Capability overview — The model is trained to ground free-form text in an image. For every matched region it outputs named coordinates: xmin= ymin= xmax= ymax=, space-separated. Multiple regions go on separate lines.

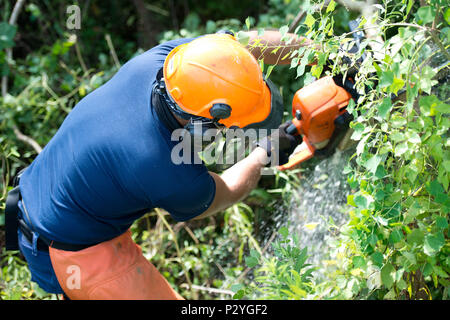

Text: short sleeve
xmin=156 ymin=170 xmax=216 ymax=221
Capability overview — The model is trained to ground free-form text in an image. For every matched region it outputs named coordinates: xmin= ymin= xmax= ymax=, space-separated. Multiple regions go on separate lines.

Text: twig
xmin=12 ymin=125 xmax=43 ymax=154
xmin=236 ymin=230 xmax=277 ymax=282
xmin=74 ymin=40 xmax=88 ymax=74
xmin=288 ymin=9 xmax=306 ymax=33
xmin=184 ymin=224 xmax=199 ymax=244
xmin=155 ymin=208 xmax=198 ymax=299
xmin=105 ymin=34 xmax=121 ymax=69
xmin=191 ymin=285 xmax=234 ymax=296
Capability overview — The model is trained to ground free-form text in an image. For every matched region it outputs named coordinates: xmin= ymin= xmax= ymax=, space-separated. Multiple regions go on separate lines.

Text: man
xmin=8 ymin=30 xmax=307 ymax=299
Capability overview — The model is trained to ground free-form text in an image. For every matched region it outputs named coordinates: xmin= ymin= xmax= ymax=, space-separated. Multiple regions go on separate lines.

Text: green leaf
xmin=265 ymin=65 xmax=275 ymax=79
xmin=390 ymin=78 xmax=405 ymax=95
xmin=389 ymin=228 xmax=403 ymax=244
xmin=419 ymin=66 xmax=438 ymax=94
xmin=326 ymin=0 xmax=336 ymax=13
xmin=423 ymin=232 xmax=445 ymax=256
xmin=364 ymin=154 xmax=382 ymax=174
xmin=416 ymin=6 xmax=436 ymax=25
xmin=304 ymin=14 xmax=315 ymax=29
xmin=233 ymin=290 xmax=245 ymax=300
xmin=279 ymin=25 xmax=289 ymax=37
xmin=245 ymin=17 xmax=251 ymax=30
xmin=350 ymin=122 xmax=365 ymax=140
xmin=236 ymin=31 xmax=250 ymax=46
xmin=354 ymin=194 xmax=368 ymax=208
xmin=379 ymin=70 xmax=394 ymax=88
xmin=378 ymin=98 xmax=392 ymax=119
xmin=0 ymin=22 xmax=17 ymax=51
xmin=435 ymin=216 xmax=448 ymax=229
xmin=231 ymin=284 xmax=244 ymax=293
xmin=435 ymin=102 xmax=450 ymax=114
xmin=279 ymin=226 xmax=289 ymax=238
xmin=427 ymin=180 xmax=447 ymax=203
xmin=245 ymin=256 xmax=258 ymax=268
xmin=352 ymin=256 xmax=365 ymax=268
xmin=444 ymin=7 xmax=450 ymax=25
xmin=381 ymin=263 xmax=395 ymax=289
xmin=394 ymin=142 xmax=408 ymax=157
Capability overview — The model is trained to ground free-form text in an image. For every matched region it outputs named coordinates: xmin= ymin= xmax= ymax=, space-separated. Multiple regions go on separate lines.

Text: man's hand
xmin=242 ymin=30 xmax=314 ymax=65
xmin=257 ymin=120 xmax=302 ymax=166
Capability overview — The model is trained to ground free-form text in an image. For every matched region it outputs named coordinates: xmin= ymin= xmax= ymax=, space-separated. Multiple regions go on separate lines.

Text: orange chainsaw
xmin=277 ymin=76 xmax=355 ymax=170
xmin=277 ymin=20 xmax=365 ymax=171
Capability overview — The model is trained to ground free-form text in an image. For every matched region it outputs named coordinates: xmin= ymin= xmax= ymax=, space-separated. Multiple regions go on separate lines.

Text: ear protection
xmin=153 ymin=72 xmax=227 ymax=151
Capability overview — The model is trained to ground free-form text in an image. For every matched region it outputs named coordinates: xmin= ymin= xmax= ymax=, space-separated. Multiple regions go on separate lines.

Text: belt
xmin=5 ymin=168 xmax=97 ymax=252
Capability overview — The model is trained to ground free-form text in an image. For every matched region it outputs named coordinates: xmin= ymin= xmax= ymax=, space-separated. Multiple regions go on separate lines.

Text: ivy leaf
xmin=419 ymin=66 xmax=437 ymax=94
xmin=350 ymin=122 xmax=365 ymax=140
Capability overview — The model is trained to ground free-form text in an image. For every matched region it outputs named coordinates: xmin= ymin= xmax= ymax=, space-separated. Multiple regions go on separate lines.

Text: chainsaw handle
xmin=277 ymin=137 xmax=315 ymax=171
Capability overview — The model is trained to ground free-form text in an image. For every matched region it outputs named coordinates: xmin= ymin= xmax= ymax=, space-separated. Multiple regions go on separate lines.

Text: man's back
xmin=19 ymin=38 xmax=215 ymax=245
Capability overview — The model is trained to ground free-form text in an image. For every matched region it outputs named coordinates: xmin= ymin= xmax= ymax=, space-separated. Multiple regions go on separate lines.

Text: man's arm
xmin=243 ymin=30 xmax=314 ymax=65
xmin=192 ymin=147 xmax=268 ymax=220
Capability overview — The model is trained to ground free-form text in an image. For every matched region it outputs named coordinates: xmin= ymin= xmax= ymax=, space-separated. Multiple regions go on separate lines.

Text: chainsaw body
xmin=277 ymin=76 xmax=353 ymax=170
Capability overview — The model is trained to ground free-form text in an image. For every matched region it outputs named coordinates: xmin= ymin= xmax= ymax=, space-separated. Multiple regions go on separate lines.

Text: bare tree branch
xmin=13 ymin=125 xmax=43 ymax=154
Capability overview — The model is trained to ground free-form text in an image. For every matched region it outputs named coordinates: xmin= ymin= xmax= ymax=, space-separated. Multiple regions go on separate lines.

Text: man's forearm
xmin=244 ymin=30 xmax=313 ymax=65
xmin=193 ymin=147 xmax=268 ymax=220
xmin=220 ymin=146 xmax=268 ymax=203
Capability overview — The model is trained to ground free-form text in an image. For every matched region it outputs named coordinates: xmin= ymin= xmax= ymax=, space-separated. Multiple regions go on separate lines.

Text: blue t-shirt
xmin=19 ymin=37 xmax=216 ymax=246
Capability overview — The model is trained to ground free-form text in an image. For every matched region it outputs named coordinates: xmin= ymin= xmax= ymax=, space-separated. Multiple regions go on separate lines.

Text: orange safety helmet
xmin=162 ymin=33 xmax=283 ymax=130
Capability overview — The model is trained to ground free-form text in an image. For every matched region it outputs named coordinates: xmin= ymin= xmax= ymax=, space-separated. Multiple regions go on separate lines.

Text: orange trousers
xmin=49 ymin=230 xmax=184 ymax=300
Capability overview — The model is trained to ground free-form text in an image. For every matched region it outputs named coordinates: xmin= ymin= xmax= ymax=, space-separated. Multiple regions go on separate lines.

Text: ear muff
xmin=210 ymin=103 xmax=232 ymax=120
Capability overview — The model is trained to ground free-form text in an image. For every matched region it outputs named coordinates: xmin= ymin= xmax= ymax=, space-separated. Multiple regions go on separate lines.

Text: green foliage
xmin=232 ymin=228 xmax=316 ymax=300
xmin=1 ymin=0 xmax=448 ymax=301
xmin=236 ymin=0 xmax=449 ymax=300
